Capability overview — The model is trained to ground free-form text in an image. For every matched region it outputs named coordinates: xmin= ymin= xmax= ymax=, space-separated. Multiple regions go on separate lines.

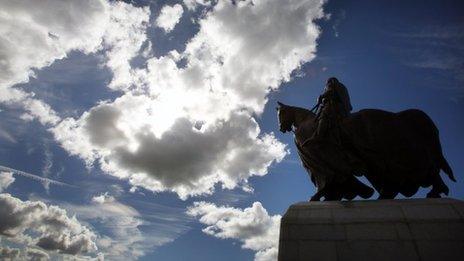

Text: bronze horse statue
xmin=277 ymin=101 xmax=455 ymax=201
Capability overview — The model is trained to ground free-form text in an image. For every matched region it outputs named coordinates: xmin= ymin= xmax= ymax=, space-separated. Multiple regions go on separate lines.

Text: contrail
xmin=0 ymin=165 xmax=77 ymax=188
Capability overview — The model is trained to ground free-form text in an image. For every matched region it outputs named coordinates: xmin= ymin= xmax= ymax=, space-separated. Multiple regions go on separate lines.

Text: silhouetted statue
xmin=277 ymin=78 xmax=455 ymax=201
xmin=308 ymin=77 xmax=352 ymax=144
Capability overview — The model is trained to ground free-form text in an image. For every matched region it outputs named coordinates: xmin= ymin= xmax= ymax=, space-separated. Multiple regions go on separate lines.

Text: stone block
xmin=395 ymin=223 xmax=413 ymax=240
xmin=345 ymin=223 xmax=399 ymax=240
xmin=288 ymin=224 xmax=345 ymax=240
xmin=409 ymin=222 xmax=464 ymax=240
xmin=336 ymin=240 xmax=419 ymax=261
xmin=299 ymin=241 xmax=337 ymax=261
xmin=297 ymin=208 xmax=332 ymax=224
xmin=278 ymin=240 xmax=299 ymax=261
xmin=401 ymin=204 xmax=460 ymax=220
xmin=331 ymin=205 xmax=404 ymax=223
xmin=416 ymin=240 xmax=464 ymax=261
xmin=451 ymin=201 xmax=464 ymax=219
xmin=278 ymin=198 xmax=464 ymax=261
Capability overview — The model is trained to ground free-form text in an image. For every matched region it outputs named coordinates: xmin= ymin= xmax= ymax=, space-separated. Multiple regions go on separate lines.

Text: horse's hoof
xmin=377 ymin=189 xmax=397 ymax=200
xmin=360 ymin=187 xmax=374 ymax=199
xmin=377 ymin=194 xmax=394 ymax=200
xmin=344 ymin=193 xmax=356 ymax=201
xmin=343 ymin=190 xmax=357 ymax=200
xmin=443 ymin=186 xmax=449 ymax=196
xmin=426 ymin=191 xmax=441 ymax=198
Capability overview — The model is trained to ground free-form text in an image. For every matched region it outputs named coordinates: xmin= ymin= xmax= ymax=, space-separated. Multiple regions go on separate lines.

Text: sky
xmin=0 ymin=0 xmax=463 ymax=260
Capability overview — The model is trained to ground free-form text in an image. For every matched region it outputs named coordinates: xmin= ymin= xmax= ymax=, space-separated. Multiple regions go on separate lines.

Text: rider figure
xmin=308 ymin=77 xmax=352 ymax=144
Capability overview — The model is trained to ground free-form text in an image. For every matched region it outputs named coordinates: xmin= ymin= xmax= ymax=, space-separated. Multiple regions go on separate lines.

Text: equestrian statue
xmin=277 ymin=77 xmax=455 ymax=201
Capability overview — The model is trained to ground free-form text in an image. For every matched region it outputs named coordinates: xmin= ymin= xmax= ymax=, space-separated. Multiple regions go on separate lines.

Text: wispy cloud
xmin=0 ymin=165 xmax=76 ymax=189
xmin=55 ymin=194 xmax=192 ymax=260
xmin=0 ymin=126 xmax=16 ymax=143
xmin=42 ymin=146 xmax=52 ymax=173
xmin=390 ymin=25 xmax=464 ymax=40
xmin=332 ymin=9 xmax=346 ymax=38
xmin=389 ymin=25 xmax=464 ymax=86
xmin=208 ymin=189 xmax=251 ymax=206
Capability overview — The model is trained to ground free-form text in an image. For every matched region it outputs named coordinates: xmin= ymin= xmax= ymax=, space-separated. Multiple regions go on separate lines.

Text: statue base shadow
xmin=278 ymin=198 xmax=464 ymax=261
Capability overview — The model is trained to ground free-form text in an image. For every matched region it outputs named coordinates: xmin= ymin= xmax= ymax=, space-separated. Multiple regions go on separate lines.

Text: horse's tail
xmin=440 ymin=153 xmax=456 ymax=182
xmin=431 ymin=120 xmax=455 ymax=182
xmin=416 ymin=109 xmax=456 ymax=182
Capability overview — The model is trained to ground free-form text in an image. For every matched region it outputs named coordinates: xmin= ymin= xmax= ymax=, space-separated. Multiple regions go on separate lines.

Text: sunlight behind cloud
xmin=51 ymin=0 xmax=325 ymax=199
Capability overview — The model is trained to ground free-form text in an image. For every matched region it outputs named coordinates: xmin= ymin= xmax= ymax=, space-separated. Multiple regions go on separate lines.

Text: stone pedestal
xmin=278 ymin=198 xmax=464 ymax=261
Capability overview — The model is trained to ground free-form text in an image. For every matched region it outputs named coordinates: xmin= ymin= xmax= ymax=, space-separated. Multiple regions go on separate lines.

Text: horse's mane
xmin=287 ymin=105 xmax=315 ymax=118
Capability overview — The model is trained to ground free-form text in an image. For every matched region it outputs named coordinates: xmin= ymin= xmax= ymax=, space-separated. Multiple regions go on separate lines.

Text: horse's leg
xmin=399 ymin=178 xmax=419 ymax=198
xmin=361 ymin=159 xmax=387 ymax=197
xmin=324 ymin=193 xmax=342 ymax=201
xmin=339 ymin=177 xmax=356 ymax=200
xmin=377 ymin=185 xmax=398 ymax=199
xmin=310 ymin=186 xmax=328 ymax=201
xmin=309 ymin=191 xmax=323 ymax=201
xmin=427 ymin=170 xmax=449 ymax=198
xmin=400 ymin=183 xmax=419 ymax=198
xmin=324 ymin=185 xmax=343 ymax=201
xmin=355 ymin=181 xmax=375 ymax=199
xmin=342 ymin=183 xmax=357 ymax=201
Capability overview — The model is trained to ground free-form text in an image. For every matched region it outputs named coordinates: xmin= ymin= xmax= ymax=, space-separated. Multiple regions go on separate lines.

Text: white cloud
xmin=0 ymin=246 xmax=53 ymax=261
xmin=179 ymin=0 xmax=326 ymax=113
xmin=0 ymin=0 xmax=110 ymax=124
xmin=0 ymin=193 xmax=97 ymax=256
xmin=156 ymin=4 xmax=184 ymax=32
xmin=102 ymin=2 xmax=150 ymax=91
xmin=183 ymin=0 xmax=213 ymax=11
xmin=91 ymin=192 xmax=115 ymax=205
xmin=18 ymin=97 xmax=61 ymax=125
xmin=0 ymin=172 xmax=15 ymax=192
xmin=53 ymin=100 xmax=287 ymax=199
xmin=25 ymin=248 xmax=50 ymax=261
xmin=0 ymin=0 xmax=108 ymax=88
xmin=187 ymin=201 xmax=281 ymax=261
xmin=53 ymin=0 xmax=325 ymax=200
xmin=0 ymin=0 xmax=150 ymax=124
xmin=0 ymin=246 xmax=51 ymax=261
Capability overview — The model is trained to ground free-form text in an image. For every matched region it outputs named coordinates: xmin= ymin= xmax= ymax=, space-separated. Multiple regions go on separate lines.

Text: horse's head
xmin=276 ymin=101 xmax=293 ymax=133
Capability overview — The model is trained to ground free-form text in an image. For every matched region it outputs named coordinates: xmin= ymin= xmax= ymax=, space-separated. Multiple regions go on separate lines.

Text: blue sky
xmin=0 ymin=0 xmax=463 ymax=260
